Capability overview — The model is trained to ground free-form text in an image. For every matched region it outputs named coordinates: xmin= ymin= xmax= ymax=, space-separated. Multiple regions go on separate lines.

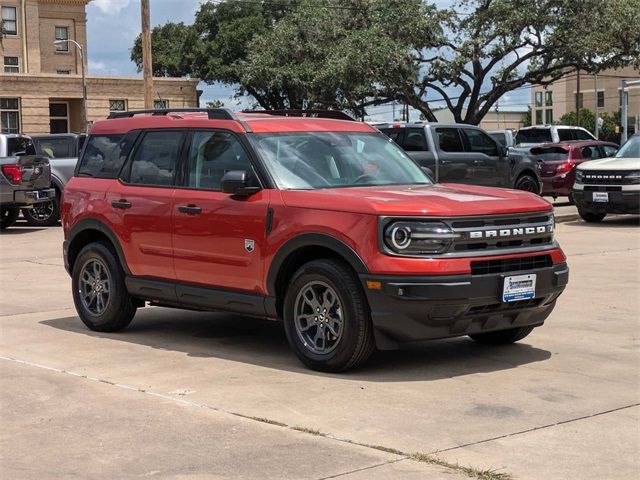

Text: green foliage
xmin=205 ymin=100 xmax=225 ymax=108
xmin=522 ymin=107 xmax=532 ymax=128
xmin=557 ymin=108 xmax=621 ymax=143
xmin=131 ymin=0 xmax=640 ymax=121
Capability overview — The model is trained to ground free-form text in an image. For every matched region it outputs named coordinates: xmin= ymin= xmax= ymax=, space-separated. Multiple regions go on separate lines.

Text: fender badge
xmin=244 ymin=239 xmax=255 ymax=253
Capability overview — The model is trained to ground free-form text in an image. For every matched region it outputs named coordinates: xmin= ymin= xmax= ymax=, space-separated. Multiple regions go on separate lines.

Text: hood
xmin=280 ymin=183 xmax=552 ymax=217
xmin=577 ymin=157 xmax=640 ymax=171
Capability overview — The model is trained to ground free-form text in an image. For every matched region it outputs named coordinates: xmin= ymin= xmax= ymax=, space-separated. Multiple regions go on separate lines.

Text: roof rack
xmin=107 ymin=108 xmax=240 ymax=121
xmin=242 ymin=109 xmax=355 ymax=121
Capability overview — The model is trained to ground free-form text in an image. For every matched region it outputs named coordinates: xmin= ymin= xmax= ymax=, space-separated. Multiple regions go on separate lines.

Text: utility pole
xmin=141 ymin=0 xmax=154 ymax=109
xmin=594 ymin=74 xmax=598 ymax=139
xmin=575 ymin=67 xmax=581 ymax=126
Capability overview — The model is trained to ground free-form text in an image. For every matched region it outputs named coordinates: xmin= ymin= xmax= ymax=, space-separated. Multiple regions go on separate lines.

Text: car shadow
xmin=0 ymin=226 xmax=48 ymax=235
xmin=41 ymin=307 xmax=552 ymax=382
xmin=562 ymin=215 xmax=640 ymax=228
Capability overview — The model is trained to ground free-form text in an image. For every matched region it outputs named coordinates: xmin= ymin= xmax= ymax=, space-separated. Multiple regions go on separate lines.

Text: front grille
xmin=468 ymin=298 xmax=544 ymax=314
xmin=448 ymin=213 xmax=554 ymax=254
xmin=582 ymin=171 xmax=636 ymax=185
xmin=471 ymin=254 xmax=552 ymax=275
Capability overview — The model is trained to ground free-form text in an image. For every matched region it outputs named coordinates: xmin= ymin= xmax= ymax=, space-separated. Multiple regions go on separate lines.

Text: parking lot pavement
xmin=1 ymin=217 xmax=639 ymax=479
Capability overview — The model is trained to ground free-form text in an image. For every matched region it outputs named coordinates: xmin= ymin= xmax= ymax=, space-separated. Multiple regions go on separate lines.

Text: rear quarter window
xmin=77 ymin=135 xmax=125 ymax=178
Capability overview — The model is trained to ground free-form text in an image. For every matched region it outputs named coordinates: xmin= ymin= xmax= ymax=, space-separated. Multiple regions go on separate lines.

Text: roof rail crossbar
xmin=242 ymin=109 xmax=355 ymax=121
xmin=107 ymin=108 xmax=240 ymax=121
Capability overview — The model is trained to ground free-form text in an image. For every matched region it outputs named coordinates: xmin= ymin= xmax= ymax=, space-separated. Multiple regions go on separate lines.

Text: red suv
xmin=62 ymin=109 xmax=569 ymax=372
xmin=532 ymin=141 xmax=619 ymax=202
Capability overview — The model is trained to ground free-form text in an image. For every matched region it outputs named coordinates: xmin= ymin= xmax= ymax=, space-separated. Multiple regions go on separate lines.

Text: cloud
xmin=91 ymin=0 xmax=131 ymax=15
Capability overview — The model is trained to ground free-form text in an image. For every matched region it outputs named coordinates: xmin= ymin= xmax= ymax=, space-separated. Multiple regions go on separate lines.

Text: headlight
xmin=383 ymin=221 xmax=459 ymax=255
xmin=575 ymin=169 xmax=584 ymax=183
xmin=626 ymin=171 xmax=640 ymax=184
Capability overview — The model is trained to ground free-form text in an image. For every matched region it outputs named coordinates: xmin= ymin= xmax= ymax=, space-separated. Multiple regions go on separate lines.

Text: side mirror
xmin=421 ymin=166 xmax=435 ymax=182
xmin=221 ymin=170 xmax=261 ymax=197
xmin=499 ymin=145 xmax=509 ymax=157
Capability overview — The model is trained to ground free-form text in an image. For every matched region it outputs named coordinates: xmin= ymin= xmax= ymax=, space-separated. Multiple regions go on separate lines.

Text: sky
xmin=86 ymin=0 xmax=531 ymax=122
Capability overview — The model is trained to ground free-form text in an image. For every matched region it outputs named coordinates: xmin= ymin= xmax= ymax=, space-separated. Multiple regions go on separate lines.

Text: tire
xmin=22 ymin=189 xmax=60 ymax=227
xmin=578 ymin=208 xmax=606 ymax=223
xmin=469 ymin=326 xmax=535 ymax=345
xmin=72 ymin=242 xmax=137 ymax=332
xmin=514 ymin=174 xmax=540 ymax=194
xmin=567 ymin=192 xmax=575 ymax=205
xmin=0 ymin=207 xmax=19 ymax=230
xmin=283 ymin=259 xmax=375 ymax=372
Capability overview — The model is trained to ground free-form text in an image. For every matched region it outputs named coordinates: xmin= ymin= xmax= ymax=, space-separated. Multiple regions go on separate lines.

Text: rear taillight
xmin=1 ymin=165 xmax=22 ymax=185
xmin=555 ymin=161 xmax=575 ymax=174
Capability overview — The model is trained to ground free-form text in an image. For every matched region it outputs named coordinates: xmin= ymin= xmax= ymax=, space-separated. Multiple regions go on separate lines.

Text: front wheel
xmin=72 ymin=242 xmax=137 ymax=332
xmin=469 ymin=326 xmax=535 ymax=345
xmin=0 ymin=207 xmax=19 ymax=230
xmin=283 ymin=259 xmax=375 ymax=372
xmin=578 ymin=208 xmax=606 ymax=223
xmin=514 ymin=174 xmax=540 ymax=194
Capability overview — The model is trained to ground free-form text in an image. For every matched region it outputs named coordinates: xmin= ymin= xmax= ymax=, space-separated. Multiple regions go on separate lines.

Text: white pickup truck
xmin=0 ymin=134 xmax=54 ymax=230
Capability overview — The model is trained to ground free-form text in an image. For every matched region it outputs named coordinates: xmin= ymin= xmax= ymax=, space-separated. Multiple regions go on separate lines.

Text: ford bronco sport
xmin=62 ymin=109 xmax=569 ymax=372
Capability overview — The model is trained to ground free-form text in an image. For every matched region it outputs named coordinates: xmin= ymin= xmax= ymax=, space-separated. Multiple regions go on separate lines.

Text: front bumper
xmin=360 ymin=262 xmax=568 ymax=349
xmin=13 ymin=188 xmax=55 ymax=207
xmin=573 ymin=189 xmax=640 ymax=214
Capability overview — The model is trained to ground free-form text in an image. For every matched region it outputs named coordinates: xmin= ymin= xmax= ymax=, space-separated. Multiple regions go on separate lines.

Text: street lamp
xmin=54 ymin=39 xmax=88 ymax=133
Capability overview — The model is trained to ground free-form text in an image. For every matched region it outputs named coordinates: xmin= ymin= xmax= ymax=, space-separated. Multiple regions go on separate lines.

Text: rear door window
xmin=435 ymin=128 xmax=464 ymax=152
xmin=557 ymin=129 xmax=575 ymax=141
xmin=401 ymin=128 xmax=428 ymax=151
xmin=128 ymin=130 xmax=184 ymax=186
xmin=35 ymin=137 xmax=73 ymax=158
xmin=579 ymin=145 xmax=602 ymax=160
xmin=515 ymin=128 xmax=553 ymax=145
xmin=575 ymin=129 xmax=594 ymax=141
xmin=77 ymin=135 xmax=124 ymax=178
xmin=462 ymin=128 xmax=499 ymax=156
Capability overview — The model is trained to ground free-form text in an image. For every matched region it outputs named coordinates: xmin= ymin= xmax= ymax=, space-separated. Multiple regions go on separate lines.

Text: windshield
xmin=616 ymin=135 xmax=640 ymax=158
xmin=251 ymin=132 xmax=431 ymax=189
xmin=515 ymin=128 xmax=552 ymax=145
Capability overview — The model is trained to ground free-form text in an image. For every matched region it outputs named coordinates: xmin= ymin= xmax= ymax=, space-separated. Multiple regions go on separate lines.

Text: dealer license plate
xmin=592 ymin=192 xmax=609 ymax=203
xmin=503 ymin=274 xmax=536 ymax=302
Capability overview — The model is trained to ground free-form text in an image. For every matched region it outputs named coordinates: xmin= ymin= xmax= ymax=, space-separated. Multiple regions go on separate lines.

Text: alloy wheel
xmin=78 ymin=258 xmax=111 ymax=315
xmin=294 ymin=281 xmax=344 ymax=355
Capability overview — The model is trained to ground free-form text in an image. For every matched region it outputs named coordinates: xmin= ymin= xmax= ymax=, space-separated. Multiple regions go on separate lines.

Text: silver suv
xmin=515 ymin=125 xmax=596 ymax=148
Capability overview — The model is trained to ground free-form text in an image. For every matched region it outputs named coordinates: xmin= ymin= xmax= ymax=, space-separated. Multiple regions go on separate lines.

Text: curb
xmin=555 ymin=213 xmax=580 ymax=224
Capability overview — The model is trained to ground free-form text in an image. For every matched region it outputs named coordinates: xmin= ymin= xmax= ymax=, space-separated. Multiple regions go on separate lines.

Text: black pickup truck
xmin=0 ymin=134 xmax=54 ymax=230
xmin=377 ymin=122 xmax=542 ymax=193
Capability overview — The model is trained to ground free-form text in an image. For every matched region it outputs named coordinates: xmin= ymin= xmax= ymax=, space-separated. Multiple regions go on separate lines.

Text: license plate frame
xmin=502 ymin=274 xmax=536 ymax=302
xmin=592 ymin=191 xmax=609 ymax=203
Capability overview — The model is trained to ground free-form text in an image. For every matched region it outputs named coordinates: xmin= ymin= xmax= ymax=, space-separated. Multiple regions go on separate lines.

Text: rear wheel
xmin=22 ymin=190 xmax=60 ymax=226
xmin=514 ymin=174 xmax=540 ymax=194
xmin=0 ymin=207 xmax=19 ymax=230
xmin=283 ymin=259 xmax=375 ymax=372
xmin=469 ymin=326 xmax=534 ymax=345
xmin=72 ymin=242 xmax=137 ymax=332
xmin=578 ymin=208 xmax=606 ymax=223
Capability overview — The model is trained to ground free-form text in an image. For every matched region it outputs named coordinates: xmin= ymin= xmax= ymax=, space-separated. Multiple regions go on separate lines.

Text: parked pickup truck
xmin=377 ymin=122 xmax=542 ymax=193
xmin=26 ymin=133 xmax=87 ymax=226
xmin=0 ymin=134 xmax=54 ymax=230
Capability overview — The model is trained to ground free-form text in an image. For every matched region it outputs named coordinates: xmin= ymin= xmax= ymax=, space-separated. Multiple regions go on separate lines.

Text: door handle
xmin=111 ymin=199 xmax=131 ymax=209
xmin=474 ymin=160 xmax=485 ymax=166
xmin=178 ymin=204 xmax=202 ymax=215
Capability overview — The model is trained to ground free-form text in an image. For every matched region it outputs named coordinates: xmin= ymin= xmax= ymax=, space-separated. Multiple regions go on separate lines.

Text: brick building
xmin=530 ymin=66 xmax=640 ymax=135
xmin=1 ymin=0 xmax=199 ymax=135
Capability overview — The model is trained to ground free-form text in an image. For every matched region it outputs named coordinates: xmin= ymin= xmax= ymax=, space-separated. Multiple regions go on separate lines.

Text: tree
xmin=395 ymin=0 xmax=640 ymax=124
xmin=131 ymin=22 xmax=198 ymax=77
xmin=522 ymin=107 xmax=532 ymax=128
xmin=206 ymin=100 xmax=225 ymax=108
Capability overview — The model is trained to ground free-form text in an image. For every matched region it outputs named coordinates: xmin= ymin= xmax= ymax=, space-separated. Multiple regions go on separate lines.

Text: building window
xmin=544 ymin=91 xmax=553 ymax=106
xmin=109 ymin=99 xmax=126 ymax=111
xmin=3 ymin=56 xmax=19 ymax=73
xmin=535 ymin=109 xmax=543 ymax=125
xmin=55 ymin=27 xmax=69 ymax=51
xmin=1 ymin=6 xmax=17 ymax=35
xmin=154 ymin=99 xmax=168 ymax=109
xmin=575 ymin=92 xmax=584 ymax=109
xmin=56 ymin=69 xmax=71 ymax=75
xmin=545 ymin=109 xmax=553 ymax=124
xmin=0 ymin=98 xmax=20 ymax=134
xmin=597 ymin=91 xmax=605 ymax=109
xmin=49 ymin=102 xmax=69 ymax=133
xmin=534 ymin=91 xmax=543 ymax=107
